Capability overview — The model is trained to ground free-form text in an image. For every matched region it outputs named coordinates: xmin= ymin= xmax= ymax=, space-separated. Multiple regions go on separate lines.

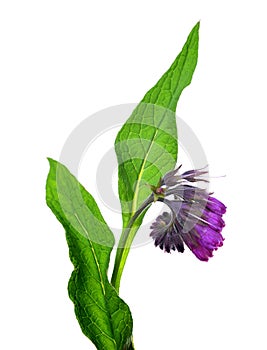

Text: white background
xmin=1 ymin=1 xmax=266 ymax=349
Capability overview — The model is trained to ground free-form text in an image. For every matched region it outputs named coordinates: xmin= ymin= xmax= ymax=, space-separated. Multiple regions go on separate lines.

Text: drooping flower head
xmin=150 ymin=166 xmax=226 ymax=261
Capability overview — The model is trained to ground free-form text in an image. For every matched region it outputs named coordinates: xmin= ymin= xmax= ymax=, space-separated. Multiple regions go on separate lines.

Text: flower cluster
xmin=150 ymin=166 xmax=226 ymax=261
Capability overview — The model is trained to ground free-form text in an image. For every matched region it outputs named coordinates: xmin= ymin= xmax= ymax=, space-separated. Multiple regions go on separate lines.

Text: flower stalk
xmin=111 ymin=194 xmax=154 ymax=292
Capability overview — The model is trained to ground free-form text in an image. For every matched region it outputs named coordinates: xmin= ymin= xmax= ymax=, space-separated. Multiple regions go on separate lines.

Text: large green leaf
xmin=46 ymin=158 xmax=133 ymax=350
xmin=115 ymin=22 xmax=199 ymax=228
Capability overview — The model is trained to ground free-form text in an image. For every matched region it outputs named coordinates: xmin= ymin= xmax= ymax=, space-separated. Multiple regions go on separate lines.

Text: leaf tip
xmin=46 ymin=158 xmax=59 ymax=176
xmin=47 ymin=157 xmax=56 ymax=166
xmin=192 ymin=21 xmax=200 ymax=34
xmin=46 ymin=158 xmax=58 ymax=202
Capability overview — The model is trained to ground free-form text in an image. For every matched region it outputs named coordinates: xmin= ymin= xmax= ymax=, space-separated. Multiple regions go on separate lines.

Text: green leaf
xmin=115 ymin=22 xmax=199 ymax=228
xmin=46 ymin=158 xmax=133 ymax=350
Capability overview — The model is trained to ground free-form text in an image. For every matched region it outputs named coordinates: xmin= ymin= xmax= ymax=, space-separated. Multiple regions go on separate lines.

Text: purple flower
xmin=150 ymin=212 xmax=184 ymax=253
xmin=150 ymin=166 xmax=226 ymax=261
xmin=206 ymin=197 xmax=226 ymax=215
xmin=161 ymin=165 xmax=208 ymax=187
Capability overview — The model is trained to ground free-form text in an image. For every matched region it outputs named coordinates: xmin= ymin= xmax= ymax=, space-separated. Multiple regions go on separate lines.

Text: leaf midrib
xmin=74 ymin=212 xmax=118 ymax=348
xmin=74 ymin=213 xmax=106 ymax=296
xmin=129 ymin=41 xmax=191 ymax=221
xmin=131 ymin=128 xmax=159 ymax=216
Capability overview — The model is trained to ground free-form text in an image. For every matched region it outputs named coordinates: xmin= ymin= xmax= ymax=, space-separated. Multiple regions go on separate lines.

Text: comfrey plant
xmin=46 ymin=22 xmax=226 ymax=350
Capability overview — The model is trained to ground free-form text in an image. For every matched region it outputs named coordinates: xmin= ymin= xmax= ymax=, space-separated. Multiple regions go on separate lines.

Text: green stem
xmin=111 ymin=194 xmax=154 ymax=292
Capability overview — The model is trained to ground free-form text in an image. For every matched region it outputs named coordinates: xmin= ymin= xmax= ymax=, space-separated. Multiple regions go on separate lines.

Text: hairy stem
xmin=111 ymin=194 xmax=154 ymax=292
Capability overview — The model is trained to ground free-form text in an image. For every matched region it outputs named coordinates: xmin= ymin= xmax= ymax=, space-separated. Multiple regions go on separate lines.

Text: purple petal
xmin=181 ymin=168 xmax=209 ymax=182
xmin=191 ymin=246 xmax=213 ymax=261
xmin=181 ymin=231 xmax=213 ymax=261
xmin=207 ymin=197 xmax=226 ymax=215
xmin=181 ymin=224 xmax=224 ymax=261
xmin=162 ymin=166 xmax=181 ymax=187
xmin=202 ymin=210 xmax=225 ymax=232
xmin=195 ymin=225 xmax=224 ymax=252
